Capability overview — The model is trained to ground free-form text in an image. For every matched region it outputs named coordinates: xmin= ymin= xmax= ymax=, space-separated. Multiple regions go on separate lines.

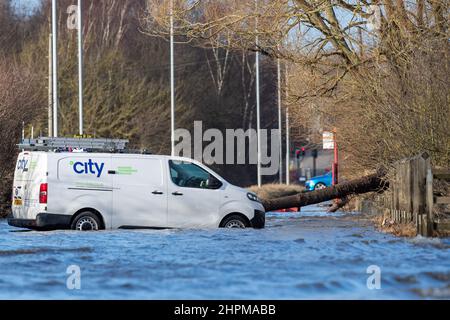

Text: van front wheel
xmin=220 ymin=215 xmax=248 ymax=229
xmin=71 ymin=212 xmax=101 ymax=231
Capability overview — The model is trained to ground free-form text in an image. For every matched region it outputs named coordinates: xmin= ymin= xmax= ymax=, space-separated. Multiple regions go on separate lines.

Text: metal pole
xmin=255 ymin=0 xmax=261 ymax=187
xmin=277 ymin=57 xmax=282 ymax=184
xmin=48 ymin=33 xmax=53 ymax=137
xmin=333 ymin=129 xmax=339 ymax=185
xmin=77 ymin=0 xmax=83 ymax=136
xmin=51 ymin=0 xmax=58 ymax=137
xmin=170 ymin=0 xmax=175 ymax=156
xmin=313 ymin=151 xmax=317 ymax=177
xmin=285 ymin=64 xmax=290 ymax=185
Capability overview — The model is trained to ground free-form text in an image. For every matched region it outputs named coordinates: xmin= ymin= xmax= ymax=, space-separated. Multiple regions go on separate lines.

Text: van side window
xmin=169 ymin=160 xmax=222 ymax=189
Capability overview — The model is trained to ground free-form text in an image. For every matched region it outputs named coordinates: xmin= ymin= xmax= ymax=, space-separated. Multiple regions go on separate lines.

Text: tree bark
xmin=327 ymin=197 xmax=349 ymax=213
xmin=262 ymin=169 xmax=388 ymax=212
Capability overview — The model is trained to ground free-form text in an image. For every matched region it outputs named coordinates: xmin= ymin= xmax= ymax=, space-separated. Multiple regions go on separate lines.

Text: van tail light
xmin=39 ymin=183 xmax=48 ymax=204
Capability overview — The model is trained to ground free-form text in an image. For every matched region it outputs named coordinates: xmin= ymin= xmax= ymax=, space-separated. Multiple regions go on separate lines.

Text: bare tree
xmin=0 ymin=62 xmax=43 ymax=216
xmin=142 ymin=0 xmax=449 ymax=183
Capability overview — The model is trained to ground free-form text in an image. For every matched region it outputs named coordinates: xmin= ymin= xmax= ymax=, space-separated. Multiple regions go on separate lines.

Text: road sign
xmin=323 ymin=131 xmax=334 ymax=149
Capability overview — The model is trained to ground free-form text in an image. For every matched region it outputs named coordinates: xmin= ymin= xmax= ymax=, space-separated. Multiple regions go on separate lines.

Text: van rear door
xmin=12 ymin=152 xmax=47 ymax=220
xmin=111 ymin=157 xmax=167 ymax=228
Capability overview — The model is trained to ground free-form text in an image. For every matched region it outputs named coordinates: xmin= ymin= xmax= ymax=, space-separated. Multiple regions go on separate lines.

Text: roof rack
xmin=18 ymin=137 xmax=129 ymax=153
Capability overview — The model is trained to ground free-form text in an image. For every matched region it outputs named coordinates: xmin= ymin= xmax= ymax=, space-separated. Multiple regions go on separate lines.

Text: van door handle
xmin=108 ymin=170 xmax=116 ymax=175
xmin=172 ymin=191 xmax=183 ymax=196
xmin=152 ymin=191 xmax=164 ymax=195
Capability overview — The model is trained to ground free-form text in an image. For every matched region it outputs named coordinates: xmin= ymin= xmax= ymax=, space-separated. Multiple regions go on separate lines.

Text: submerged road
xmin=0 ymin=205 xmax=449 ymax=299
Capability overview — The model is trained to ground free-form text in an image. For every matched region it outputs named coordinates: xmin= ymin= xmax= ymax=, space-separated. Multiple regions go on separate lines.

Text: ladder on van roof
xmin=18 ymin=137 xmax=129 ymax=153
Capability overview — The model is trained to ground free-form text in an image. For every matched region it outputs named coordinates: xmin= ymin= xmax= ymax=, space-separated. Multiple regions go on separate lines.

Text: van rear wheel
xmin=220 ymin=215 xmax=248 ymax=229
xmin=71 ymin=212 xmax=101 ymax=231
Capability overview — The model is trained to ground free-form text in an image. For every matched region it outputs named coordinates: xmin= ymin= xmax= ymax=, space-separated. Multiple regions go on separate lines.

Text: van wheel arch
xmin=219 ymin=212 xmax=250 ymax=228
xmin=71 ymin=208 xmax=105 ymax=230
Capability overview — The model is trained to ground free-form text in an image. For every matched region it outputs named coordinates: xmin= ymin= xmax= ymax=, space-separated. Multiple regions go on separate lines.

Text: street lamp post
xmin=277 ymin=57 xmax=283 ymax=184
xmin=170 ymin=0 xmax=175 ymax=156
xmin=255 ymin=0 xmax=262 ymax=187
xmin=51 ymin=0 xmax=58 ymax=137
xmin=285 ymin=65 xmax=290 ymax=185
xmin=77 ymin=0 xmax=84 ymax=136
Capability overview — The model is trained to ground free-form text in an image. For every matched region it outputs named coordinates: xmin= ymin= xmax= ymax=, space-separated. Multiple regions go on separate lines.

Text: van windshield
xmin=169 ymin=160 xmax=221 ymax=189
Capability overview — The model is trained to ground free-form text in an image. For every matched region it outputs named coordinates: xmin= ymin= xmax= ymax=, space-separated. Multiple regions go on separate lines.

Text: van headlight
xmin=247 ymin=192 xmax=260 ymax=202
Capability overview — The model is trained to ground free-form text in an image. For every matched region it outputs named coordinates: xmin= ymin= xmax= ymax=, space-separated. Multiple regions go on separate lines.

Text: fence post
xmin=384 ymin=152 xmax=437 ymax=237
xmin=399 ymin=161 xmax=404 ymax=224
xmin=419 ymin=153 xmax=430 ymax=236
xmin=393 ymin=162 xmax=400 ymax=221
xmin=411 ymin=156 xmax=420 ymax=231
xmin=426 ymin=166 xmax=434 ymax=237
xmin=406 ymin=158 xmax=413 ymax=222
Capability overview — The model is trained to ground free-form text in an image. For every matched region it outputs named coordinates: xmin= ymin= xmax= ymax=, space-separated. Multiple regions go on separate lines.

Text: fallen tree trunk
xmin=262 ymin=168 xmax=388 ymax=212
xmin=327 ymin=197 xmax=349 ymax=213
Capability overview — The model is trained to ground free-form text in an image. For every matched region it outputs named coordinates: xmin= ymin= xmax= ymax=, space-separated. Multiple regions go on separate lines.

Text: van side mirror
xmin=208 ymin=175 xmax=222 ymax=189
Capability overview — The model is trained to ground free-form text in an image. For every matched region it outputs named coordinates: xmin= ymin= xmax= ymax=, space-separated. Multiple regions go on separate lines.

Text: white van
xmin=8 ymin=151 xmax=265 ymax=231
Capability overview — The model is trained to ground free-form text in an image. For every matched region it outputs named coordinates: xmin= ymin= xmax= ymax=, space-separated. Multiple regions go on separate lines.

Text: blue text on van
xmin=73 ymin=159 xmax=105 ymax=178
xmin=17 ymin=159 xmax=29 ymax=171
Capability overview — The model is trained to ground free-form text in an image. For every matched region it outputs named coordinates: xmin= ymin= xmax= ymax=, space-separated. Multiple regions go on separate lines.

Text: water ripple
xmin=0 ymin=204 xmax=448 ymax=299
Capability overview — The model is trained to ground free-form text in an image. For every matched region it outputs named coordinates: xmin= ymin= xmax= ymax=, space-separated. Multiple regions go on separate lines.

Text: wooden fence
xmin=381 ymin=152 xmax=450 ymax=237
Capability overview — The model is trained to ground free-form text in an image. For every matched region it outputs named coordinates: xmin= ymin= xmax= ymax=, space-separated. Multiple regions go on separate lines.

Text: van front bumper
xmin=250 ymin=210 xmax=265 ymax=229
xmin=8 ymin=213 xmax=72 ymax=231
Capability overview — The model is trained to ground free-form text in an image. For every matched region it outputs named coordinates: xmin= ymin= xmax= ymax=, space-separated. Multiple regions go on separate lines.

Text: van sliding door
xmin=111 ymin=157 xmax=167 ymax=229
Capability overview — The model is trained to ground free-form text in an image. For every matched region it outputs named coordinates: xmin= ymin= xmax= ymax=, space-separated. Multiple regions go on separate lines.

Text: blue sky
xmin=12 ymin=0 xmax=41 ymax=14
